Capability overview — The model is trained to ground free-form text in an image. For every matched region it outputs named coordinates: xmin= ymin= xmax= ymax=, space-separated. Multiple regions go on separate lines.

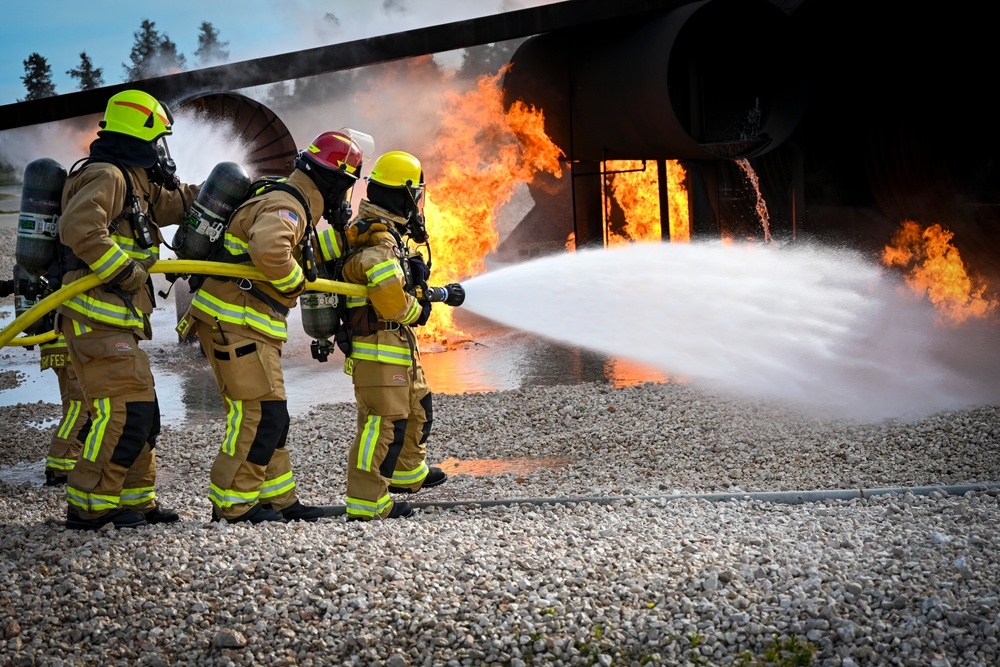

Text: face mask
xmin=147 ymin=137 xmax=178 ymax=190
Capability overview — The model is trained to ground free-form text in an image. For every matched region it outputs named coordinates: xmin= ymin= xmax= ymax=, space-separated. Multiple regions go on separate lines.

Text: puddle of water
xmin=436 ymin=456 xmax=576 ymax=476
xmin=0 ymin=460 xmax=45 ymax=486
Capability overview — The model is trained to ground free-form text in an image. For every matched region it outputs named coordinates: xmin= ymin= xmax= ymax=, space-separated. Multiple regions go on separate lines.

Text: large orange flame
xmin=603 ymin=160 xmax=690 ymax=245
xmin=882 ymin=219 xmax=997 ymax=324
xmin=419 ymin=68 xmax=565 ymax=344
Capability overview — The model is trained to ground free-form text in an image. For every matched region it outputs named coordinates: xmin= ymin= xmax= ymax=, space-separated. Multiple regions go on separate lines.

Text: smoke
xmin=0 ymin=112 xmax=252 ymax=186
xmin=260 ymin=56 xmax=472 ymax=191
xmin=0 ymin=116 xmax=100 ymax=177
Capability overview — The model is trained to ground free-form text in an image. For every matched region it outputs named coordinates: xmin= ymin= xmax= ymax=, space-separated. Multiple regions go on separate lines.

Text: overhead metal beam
xmin=0 ymin=0 xmax=689 ymax=131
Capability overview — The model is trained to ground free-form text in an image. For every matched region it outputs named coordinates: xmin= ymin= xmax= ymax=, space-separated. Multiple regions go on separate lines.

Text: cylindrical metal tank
xmin=502 ymin=0 xmax=806 ymax=162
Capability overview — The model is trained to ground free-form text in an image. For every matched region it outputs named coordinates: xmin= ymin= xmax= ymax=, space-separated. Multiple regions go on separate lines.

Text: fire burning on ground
xmin=882 ymin=219 xmax=998 ymax=324
xmin=418 ymin=69 xmax=564 ymax=343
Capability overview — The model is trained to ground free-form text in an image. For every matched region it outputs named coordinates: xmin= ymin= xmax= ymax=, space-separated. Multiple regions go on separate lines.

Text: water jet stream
xmin=462 ymin=242 xmax=1000 ymax=422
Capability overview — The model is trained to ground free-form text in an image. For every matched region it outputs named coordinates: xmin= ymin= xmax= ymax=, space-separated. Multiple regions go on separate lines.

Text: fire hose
xmin=0 ymin=259 xmax=368 ymax=349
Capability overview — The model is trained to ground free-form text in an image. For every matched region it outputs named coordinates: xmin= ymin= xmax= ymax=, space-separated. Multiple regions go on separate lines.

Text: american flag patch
xmin=278 ymin=209 xmax=298 ymax=222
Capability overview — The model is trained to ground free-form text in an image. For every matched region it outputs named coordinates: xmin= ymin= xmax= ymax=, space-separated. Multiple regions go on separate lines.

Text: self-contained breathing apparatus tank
xmin=15 ymin=158 xmax=67 ymax=335
xmin=172 ymin=161 xmax=251 ymax=260
xmin=301 ymin=290 xmax=342 ymax=362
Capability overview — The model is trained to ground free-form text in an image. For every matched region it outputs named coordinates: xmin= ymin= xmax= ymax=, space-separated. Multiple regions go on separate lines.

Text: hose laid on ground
xmin=0 ymin=259 xmax=367 ymax=349
xmin=317 ymin=482 xmax=1000 ymax=517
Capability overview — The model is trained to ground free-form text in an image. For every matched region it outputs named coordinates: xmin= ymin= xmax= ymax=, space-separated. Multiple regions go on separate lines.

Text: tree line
xmin=18 ymin=20 xmax=229 ymax=102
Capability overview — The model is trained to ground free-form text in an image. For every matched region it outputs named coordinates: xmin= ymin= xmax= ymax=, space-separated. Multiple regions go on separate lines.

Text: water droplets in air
xmin=463 ymin=241 xmax=1000 ymax=422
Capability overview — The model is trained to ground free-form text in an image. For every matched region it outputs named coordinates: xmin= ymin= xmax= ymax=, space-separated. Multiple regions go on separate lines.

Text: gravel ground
xmin=2 ymin=209 xmax=1000 ymax=666
xmin=0 ymin=380 xmax=998 ymax=667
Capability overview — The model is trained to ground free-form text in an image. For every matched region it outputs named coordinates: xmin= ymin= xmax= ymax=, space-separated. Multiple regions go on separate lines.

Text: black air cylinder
xmin=16 ymin=158 xmax=66 ymax=280
xmin=173 ymin=161 xmax=250 ymax=260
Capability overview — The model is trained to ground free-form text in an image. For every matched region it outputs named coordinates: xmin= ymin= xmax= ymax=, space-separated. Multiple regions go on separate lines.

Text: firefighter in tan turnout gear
xmin=340 ymin=151 xmax=465 ymax=521
xmin=181 ymin=131 xmax=365 ymax=524
xmin=57 ymin=89 xmax=199 ymax=530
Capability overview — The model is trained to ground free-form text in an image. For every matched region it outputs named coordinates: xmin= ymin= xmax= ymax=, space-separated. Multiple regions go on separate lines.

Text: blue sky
xmin=1 ymin=0 xmax=560 ymax=105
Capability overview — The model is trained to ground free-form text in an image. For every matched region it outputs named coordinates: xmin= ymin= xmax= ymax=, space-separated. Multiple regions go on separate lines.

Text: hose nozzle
xmin=419 ymin=283 xmax=465 ymax=307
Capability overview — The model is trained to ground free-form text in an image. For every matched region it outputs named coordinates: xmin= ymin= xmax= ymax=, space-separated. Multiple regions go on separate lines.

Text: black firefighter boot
xmin=45 ymin=470 xmax=68 ymax=486
xmin=388 ymin=466 xmax=448 ymax=494
xmin=272 ymin=501 xmax=326 ymax=522
xmin=212 ymin=502 xmax=286 ymax=524
xmin=143 ymin=504 xmax=180 ymax=524
xmin=66 ymin=506 xmax=148 ymax=530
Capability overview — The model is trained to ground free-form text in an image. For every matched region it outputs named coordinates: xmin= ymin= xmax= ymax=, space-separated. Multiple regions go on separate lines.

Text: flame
xmin=418 ymin=68 xmax=565 ymax=343
xmin=565 ymin=232 xmax=576 ymax=253
xmin=882 ymin=219 xmax=998 ymax=324
xmin=603 ymin=160 xmax=690 ymax=245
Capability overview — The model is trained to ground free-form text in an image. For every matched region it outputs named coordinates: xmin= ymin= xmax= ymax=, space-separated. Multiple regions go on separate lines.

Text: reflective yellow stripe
xmin=317 ymin=228 xmax=343 ymax=261
xmin=65 ymin=293 xmax=143 ymax=328
xmin=91 ymin=244 xmax=131 ymax=280
xmin=223 ymin=232 xmax=249 ymax=255
xmin=222 ymin=397 xmax=242 ymax=456
xmin=271 ymin=264 xmax=303 ymax=292
xmin=67 ymin=486 xmax=119 ymax=512
xmin=210 ymin=484 xmax=259 ymax=509
xmin=391 ymin=462 xmax=429 ymax=486
xmin=357 ymin=415 xmax=381 ymax=471
xmin=366 ymin=259 xmax=401 ymax=287
xmin=400 ymin=300 xmax=421 ymax=325
xmin=56 ymin=399 xmax=84 ymax=440
xmin=82 ymin=398 xmax=111 ymax=462
xmin=192 ymin=290 xmax=287 ymax=340
xmin=351 ymin=341 xmax=412 ymax=366
xmin=45 ymin=456 xmax=76 ymax=472
xmin=120 ymin=486 xmax=155 ymax=506
xmin=260 ymin=470 xmax=295 ymax=500
xmin=110 ymin=234 xmax=159 ymax=260
xmin=345 ymin=493 xmax=392 ymax=519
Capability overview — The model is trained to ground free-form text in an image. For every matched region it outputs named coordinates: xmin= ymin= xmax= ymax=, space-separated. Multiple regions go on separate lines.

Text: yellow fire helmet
xmin=368 ymin=151 xmax=424 ymax=194
xmin=99 ymin=89 xmax=174 ymax=143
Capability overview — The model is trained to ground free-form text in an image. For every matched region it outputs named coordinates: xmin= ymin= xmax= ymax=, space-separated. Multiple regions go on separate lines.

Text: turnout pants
xmin=40 ymin=338 xmax=91 ymax=476
xmin=195 ymin=321 xmax=299 ymax=520
xmin=345 ymin=358 xmax=433 ymax=519
xmin=61 ymin=322 xmax=160 ymax=518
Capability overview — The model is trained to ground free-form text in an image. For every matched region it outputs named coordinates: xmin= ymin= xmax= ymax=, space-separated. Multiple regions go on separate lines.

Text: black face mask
xmin=146 ymin=138 xmax=178 ymax=190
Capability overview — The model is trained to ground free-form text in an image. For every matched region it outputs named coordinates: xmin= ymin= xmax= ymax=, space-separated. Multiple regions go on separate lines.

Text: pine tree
xmin=20 ymin=52 xmax=57 ymax=101
xmin=67 ymin=52 xmax=104 ymax=91
xmin=123 ymin=19 xmax=186 ymax=81
xmin=194 ymin=22 xmax=229 ymax=66
xmin=155 ymin=35 xmax=187 ymax=73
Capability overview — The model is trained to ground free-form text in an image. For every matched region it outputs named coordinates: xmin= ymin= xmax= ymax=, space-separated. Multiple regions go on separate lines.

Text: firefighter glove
xmin=415 ymin=300 xmax=432 ymax=326
xmin=115 ymin=258 xmax=155 ymax=293
xmin=407 ymin=255 xmax=430 ymax=288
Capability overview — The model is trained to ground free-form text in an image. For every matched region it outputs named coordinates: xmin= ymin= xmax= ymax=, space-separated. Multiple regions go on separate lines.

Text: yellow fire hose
xmin=0 ymin=259 xmax=367 ymax=349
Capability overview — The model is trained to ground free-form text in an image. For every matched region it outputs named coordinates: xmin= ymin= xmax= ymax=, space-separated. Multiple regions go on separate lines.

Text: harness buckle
xmin=381 ymin=320 xmax=400 ymax=332
xmin=235 ymin=278 xmax=253 ymax=291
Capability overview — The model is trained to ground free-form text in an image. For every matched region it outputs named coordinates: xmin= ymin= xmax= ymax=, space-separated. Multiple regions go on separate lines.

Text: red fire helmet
xmin=300 ymin=131 xmax=364 ymax=179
